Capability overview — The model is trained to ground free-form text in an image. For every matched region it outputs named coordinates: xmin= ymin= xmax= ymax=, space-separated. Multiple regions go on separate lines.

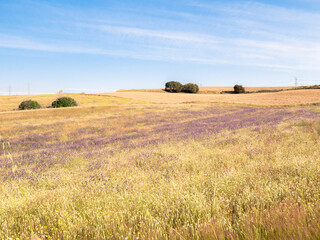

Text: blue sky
xmin=1 ymin=0 xmax=320 ymax=94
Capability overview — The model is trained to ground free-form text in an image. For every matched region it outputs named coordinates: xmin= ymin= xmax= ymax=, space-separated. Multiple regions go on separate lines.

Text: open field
xmin=199 ymin=86 xmax=294 ymax=93
xmin=1 ymin=93 xmax=320 ymax=239
xmin=0 ymin=94 xmax=146 ymax=113
xmin=117 ymin=86 xmax=295 ymax=94
xmin=105 ymin=89 xmax=320 ymax=106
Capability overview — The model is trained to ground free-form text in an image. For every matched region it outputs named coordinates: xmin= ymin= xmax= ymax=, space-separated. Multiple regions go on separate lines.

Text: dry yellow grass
xmin=1 ymin=98 xmax=320 ymax=239
xmin=1 ymin=91 xmax=320 ymax=239
xmin=104 ymin=89 xmax=320 ymax=106
xmin=0 ymin=93 xmax=145 ymax=113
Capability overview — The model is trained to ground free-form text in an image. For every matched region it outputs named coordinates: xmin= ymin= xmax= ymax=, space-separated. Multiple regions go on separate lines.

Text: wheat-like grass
xmin=1 ymin=102 xmax=320 ymax=239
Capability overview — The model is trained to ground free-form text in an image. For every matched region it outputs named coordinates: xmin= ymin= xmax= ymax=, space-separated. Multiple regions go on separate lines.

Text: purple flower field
xmin=1 ymin=105 xmax=319 ymax=180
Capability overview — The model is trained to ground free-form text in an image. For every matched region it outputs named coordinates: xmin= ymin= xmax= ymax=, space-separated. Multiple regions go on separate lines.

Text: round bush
xmin=52 ymin=97 xmax=78 ymax=108
xmin=165 ymin=81 xmax=183 ymax=93
xmin=182 ymin=83 xmax=199 ymax=93
xmin=18 ymin=100 xmax=41 ymax=110
xmin=234 ymin=84 xmax=245 ymax=94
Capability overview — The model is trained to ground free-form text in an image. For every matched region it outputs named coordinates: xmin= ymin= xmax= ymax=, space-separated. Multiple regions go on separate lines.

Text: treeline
xmin=165 ymin=82 xmax=247 ymax=94
xmin=223 ymin=85 xmax=320 ymax=94
xmin=165 ymin=81 xmax=199 ymax=93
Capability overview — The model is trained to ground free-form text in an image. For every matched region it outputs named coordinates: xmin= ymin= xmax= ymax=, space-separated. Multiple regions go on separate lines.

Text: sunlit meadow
xmin=1 ymin=94 xmax=320 ymax=239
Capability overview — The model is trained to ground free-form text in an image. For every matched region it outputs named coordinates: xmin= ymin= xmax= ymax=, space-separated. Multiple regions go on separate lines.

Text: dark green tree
xmin=234 ymin=84 xmax=245 ymax=94
xmin=182 ymin=83 xmax=199 ymax=93
xmin=52 ymin=97 xmax=78 ymax=108
xmin=165 ymin=81 xmax=183 ymax=93
xmin=18 ymin=100 xmax=42 ymax=110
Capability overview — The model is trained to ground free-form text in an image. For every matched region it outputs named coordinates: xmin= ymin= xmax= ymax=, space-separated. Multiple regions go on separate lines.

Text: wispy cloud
xmin=188 ymin=1 xmax=320 ymax=39
xmin=1 ymin=0 xmax=320 ymax=73
xmin=91 ymin=24 xmax=214 ymax=43
xmin=1 ymin=32 xmax=319 ymax=72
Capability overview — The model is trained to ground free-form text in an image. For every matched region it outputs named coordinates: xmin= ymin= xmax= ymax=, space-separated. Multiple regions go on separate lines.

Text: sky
xmin=1 ymin=0 xmax=320 ymax=94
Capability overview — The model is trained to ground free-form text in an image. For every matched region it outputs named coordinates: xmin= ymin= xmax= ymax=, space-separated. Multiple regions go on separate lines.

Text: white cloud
xmin=96 ymin=25 xmax=212 ymax=43
xmin=1 ymin=0 xmax=320 ymax=73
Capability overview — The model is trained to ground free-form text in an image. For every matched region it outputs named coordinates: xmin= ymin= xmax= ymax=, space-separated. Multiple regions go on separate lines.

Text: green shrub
xmin=234 ymin=84 xmax=245 ymax=94
xmin=182 ymin=83 xmax=199 ymax=93
xmin=52 ymin=97 xmax=78 ymax=108
xmin=165 ymin=81 xmax=183 ymax=93
xmin=18 ymin=100 xmax=41 ymax=110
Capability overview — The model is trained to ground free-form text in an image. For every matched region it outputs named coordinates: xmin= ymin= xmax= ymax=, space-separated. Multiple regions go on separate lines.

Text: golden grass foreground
xmin=1 ymin=92 xmax=320 ymax=239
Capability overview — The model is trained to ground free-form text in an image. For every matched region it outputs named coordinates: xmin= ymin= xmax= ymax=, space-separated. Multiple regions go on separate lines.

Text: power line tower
xmin=295 ymin=77 xmax=298 ymax=87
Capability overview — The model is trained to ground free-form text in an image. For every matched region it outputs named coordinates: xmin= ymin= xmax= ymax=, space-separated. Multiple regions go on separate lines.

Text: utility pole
xmin=295 ymin=77 xmax=298 ymax=87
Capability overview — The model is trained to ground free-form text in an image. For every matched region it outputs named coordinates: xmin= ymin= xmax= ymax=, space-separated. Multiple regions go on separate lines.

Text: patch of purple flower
xmin=1 ymin=105 xmax=319 ymax=181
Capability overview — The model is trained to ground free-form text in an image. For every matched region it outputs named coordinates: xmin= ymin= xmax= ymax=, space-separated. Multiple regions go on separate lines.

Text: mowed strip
xmin=104 ymin=89 xmax=320 ymax=106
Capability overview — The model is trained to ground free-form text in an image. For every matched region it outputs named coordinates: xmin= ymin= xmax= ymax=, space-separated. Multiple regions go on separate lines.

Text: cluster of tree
xmin=18 ymin=97 xmax=78 ymax=110
xmin=165 ymin=81 xmax=199 ymax=93
xmin=234 ymin=84 xmax=245 ymax=93
xmin=221 ymin=85 xmax=246 ymax=94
